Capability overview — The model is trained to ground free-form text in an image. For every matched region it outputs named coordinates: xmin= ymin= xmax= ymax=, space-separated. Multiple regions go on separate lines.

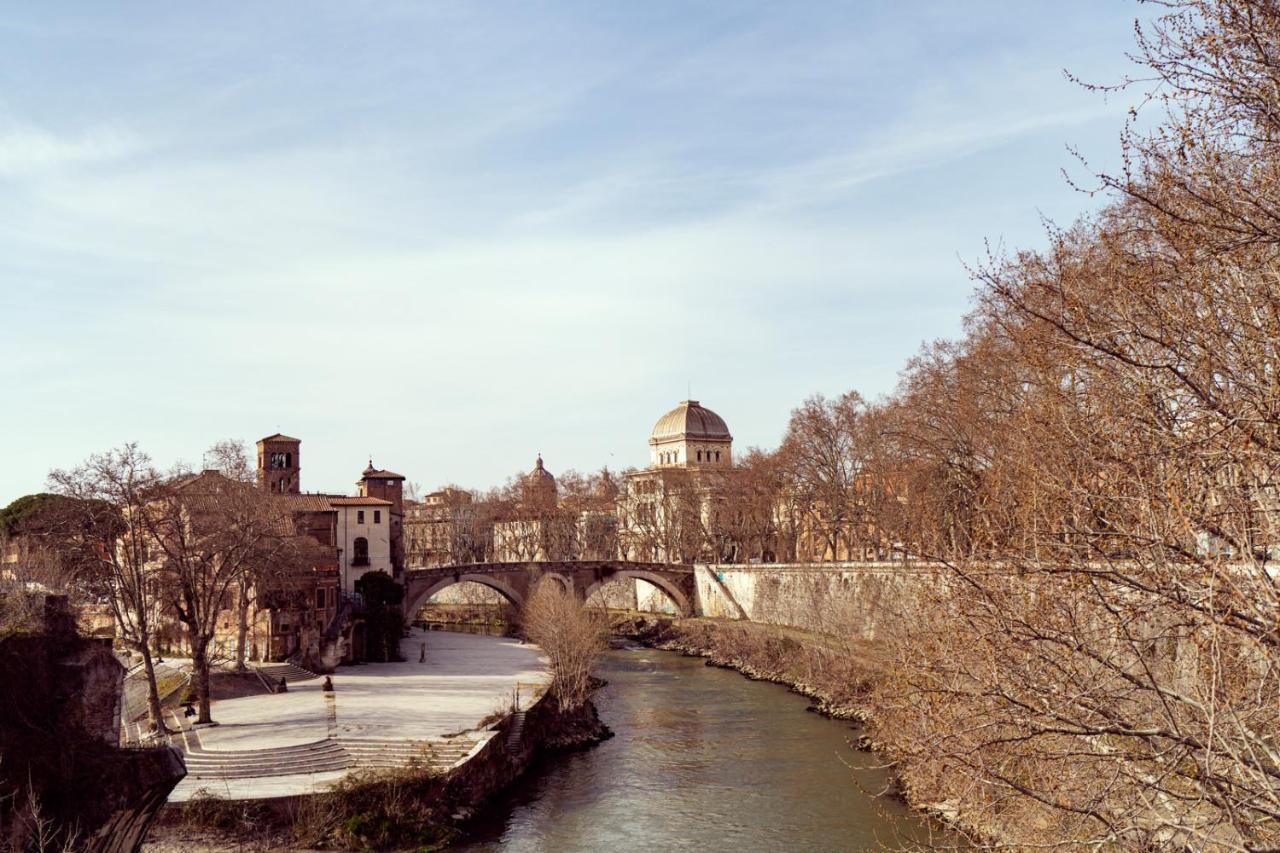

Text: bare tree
xmin=47 ymin=445 xmax=170 ymax=733
xmin=520 ymin=579 xmax=607 ymax=712
xmin=142 ymin=465 xmax=305 ymax=724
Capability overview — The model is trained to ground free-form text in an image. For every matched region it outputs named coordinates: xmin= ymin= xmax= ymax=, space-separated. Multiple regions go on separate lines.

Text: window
xmin=715 ymin=451 xmax=721 ymax=462
xmin=315 ymin=588 xmax=325 ymax=609
xmin=697 ymin=450 xmax=703 ymax=462
xmin=386 ymin=479 xmax=394 ymax=486
xmin=357 ymin=510 xmax=365 ymax=523
xmin=374 ymin=510 xmax=381 ymax=524
xmin=353 ymin=536 xmax=369 ymax=566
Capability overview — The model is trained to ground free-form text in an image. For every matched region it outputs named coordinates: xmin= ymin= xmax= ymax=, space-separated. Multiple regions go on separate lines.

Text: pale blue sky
xmin=2 ymin=2 xmax=1146 ymax=499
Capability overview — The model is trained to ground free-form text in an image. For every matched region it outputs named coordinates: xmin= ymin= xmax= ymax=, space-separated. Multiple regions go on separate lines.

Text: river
xmin=452 ymin=644 xmax=944 ymax=852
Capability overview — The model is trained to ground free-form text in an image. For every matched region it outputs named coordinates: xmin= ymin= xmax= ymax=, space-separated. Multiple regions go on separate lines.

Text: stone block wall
xmin=693 ymin=563 xmax=945 ymax=640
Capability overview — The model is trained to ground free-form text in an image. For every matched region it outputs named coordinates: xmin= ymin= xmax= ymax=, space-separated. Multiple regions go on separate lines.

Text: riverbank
xmin=615 ymin=615 xmax=980 ymax=844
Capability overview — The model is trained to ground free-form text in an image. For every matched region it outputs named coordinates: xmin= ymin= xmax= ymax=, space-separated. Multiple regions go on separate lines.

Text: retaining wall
xmin=692 ymin=563 xmax=945 ymax=640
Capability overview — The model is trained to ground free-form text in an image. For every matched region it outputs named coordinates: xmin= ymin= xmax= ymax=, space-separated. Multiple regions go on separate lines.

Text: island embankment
xmin=146 ymin=629 xmax=609 ymax=851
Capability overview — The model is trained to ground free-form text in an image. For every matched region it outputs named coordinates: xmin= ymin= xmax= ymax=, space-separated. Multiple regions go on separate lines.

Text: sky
xmin=1 ymin=2 xmax=1151 ymax=500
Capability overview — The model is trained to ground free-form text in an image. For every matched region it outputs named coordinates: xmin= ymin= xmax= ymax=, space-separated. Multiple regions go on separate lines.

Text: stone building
xmin=332 ymin=495 xmax=394 ymax=592
xmin=356 ymin=462 xmax=405 ymax=577
xmin=493 ymin=456 xmax=575 ymax=561
xmin=618 ymin=400 xmax=735 ymax=563
xmin=647 ymin=399 xmax=734 ymax=470
xmin=210 ymin=436 xmax=407 ymax=663
xmin=403 ymin=488 xmax=474 ymax=567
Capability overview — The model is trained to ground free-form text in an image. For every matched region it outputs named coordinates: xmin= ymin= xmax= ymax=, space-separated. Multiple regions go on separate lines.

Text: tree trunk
xmin=137 ymin=642 xmax=169 ymax=734
xmin=235 ymin=577 xmax=250 ymax=671
xmin=189 ymin=630 xmax=213 ymax=725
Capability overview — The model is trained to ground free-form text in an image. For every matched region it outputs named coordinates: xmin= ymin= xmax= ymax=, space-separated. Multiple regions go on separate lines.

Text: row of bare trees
xmin=840 ymin=2 xmax=1280 ymax=848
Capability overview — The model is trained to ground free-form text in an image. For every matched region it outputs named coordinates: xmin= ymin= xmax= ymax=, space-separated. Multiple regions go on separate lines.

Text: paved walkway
xmin=168 ymin=628 xmax=547 ymax=801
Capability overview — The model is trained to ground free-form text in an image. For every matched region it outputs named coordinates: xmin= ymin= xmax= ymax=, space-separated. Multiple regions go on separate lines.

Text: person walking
xmin=419 ymin=640 xmax=426 ymax=663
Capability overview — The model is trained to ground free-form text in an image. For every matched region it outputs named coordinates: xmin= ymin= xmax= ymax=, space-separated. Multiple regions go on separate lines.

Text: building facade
xmin=619 ymin=400 xmax=734 ymax=563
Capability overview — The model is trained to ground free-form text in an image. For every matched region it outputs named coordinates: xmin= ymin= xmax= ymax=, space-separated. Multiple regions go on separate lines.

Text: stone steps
xmin=179 ymin=736 xmax=480 ymax=780
xmin=505 ymin=711 xmax=526 ymax=748
xmin=184 ymin=740 xmax=351 ymax=780
xmin=342 ymin=737 xmax=475 ymax=769
xmin=252 ymin=662 xmax=319 ymax=684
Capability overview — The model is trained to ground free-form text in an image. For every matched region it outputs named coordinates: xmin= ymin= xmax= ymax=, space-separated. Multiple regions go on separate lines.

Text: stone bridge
xmin=403 ymin=560 xmax=696 ymax=618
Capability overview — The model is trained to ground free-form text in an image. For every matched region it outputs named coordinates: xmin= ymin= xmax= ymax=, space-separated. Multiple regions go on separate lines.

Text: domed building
xmin=649 ymin=400 xmax=733 ymax=469
xmin=618 ymin=399 xmax=736 ymax=563
xmin=522 ymin=454 xmax=558 ymax=510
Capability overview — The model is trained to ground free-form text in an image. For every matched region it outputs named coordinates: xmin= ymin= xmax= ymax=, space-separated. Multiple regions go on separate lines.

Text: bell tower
xmin=256 ymin=433 xmax=301 ymax=494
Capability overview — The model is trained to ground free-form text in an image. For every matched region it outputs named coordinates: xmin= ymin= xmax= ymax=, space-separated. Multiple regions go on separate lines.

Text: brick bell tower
xmin=257 ymin=433 xmax=301 ymax=494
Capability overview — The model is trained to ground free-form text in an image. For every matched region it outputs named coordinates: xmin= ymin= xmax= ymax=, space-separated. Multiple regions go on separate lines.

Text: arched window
xmin=353 ymin=537 xmax=369 ymax=566
xmin=697 ymin=450 xmax=703 ymax=462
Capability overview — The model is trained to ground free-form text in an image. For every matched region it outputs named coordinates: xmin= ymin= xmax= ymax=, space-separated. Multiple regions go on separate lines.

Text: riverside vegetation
xmin=618 ymin=3 xmax=1280 ymax=849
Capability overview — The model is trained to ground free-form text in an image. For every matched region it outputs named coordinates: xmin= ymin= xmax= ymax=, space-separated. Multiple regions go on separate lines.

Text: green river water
xmin=452 ymin=644 xmax=946 ymax=852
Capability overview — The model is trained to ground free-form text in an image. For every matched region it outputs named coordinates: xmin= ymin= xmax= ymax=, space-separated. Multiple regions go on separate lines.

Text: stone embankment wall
xmin=0 ymin=596 xmax=186 ymax=853
xmin=692 ymin=563 xmax=945 ymax=639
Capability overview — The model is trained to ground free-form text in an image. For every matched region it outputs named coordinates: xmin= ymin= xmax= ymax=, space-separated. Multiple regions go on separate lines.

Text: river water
xmin=452 ymin=645 xmax=943 ymax=852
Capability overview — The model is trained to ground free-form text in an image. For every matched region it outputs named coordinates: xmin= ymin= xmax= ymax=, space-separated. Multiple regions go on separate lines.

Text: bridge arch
xmin=405 ymin=573 xmax=524 ymax=621
xmin=583 ymin=570 xmax=692 ymax=617
xmin=538 ymin=572 xmax=572 ymax=593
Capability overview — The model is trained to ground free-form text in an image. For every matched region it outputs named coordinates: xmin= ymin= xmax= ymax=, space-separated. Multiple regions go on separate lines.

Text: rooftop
xmin=650 ymin=399 xmax=732 ymax=443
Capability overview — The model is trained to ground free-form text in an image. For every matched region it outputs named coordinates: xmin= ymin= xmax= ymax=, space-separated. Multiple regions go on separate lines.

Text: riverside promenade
xmin=167 ymin=628 xmax=548 ymax=801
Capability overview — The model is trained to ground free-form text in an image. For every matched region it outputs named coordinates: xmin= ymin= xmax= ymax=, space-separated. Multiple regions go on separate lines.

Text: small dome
xmin=523 ymin=455 xmax=557 ymax=508
xmin=594 ymin=470 xmax=619 ymax=501
xmin=528 ymin=454 xmax=554 ymax=482
xmin=650 ymin=400 xmax=732 ymax=443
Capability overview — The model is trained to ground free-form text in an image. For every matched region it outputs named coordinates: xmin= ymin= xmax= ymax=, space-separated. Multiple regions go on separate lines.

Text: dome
xmin=522 ymin=455 xmax=557 ymax=508
xmin=526 ymin=454 xmax=555 ymax=485
xmin=594 ymin=469 xmax=619 ymax=501
xmin=650 ymin=400 xmax=732 ymax=443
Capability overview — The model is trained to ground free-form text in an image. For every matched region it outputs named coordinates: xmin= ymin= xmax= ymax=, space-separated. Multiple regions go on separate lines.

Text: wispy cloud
xmin=0 ymin=0 xmax=1148 ymax=500
xmin=0 ymin=121 xmax=142 ymax=178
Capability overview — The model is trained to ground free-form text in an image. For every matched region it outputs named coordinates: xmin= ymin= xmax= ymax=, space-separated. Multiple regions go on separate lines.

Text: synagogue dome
xmin=649 ymin=400 xmax=732 ymax=443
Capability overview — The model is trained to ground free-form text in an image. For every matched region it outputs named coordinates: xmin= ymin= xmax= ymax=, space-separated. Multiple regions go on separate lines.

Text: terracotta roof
xmin=275 ymin=493 xmax=338 ymax=513
xmin=361 ymin=468 xmax=405 ymax=480
xmin=258 ymin=433 xmax=301 ymax=443
xmin=329 ymin=496 xmax=393 ymax=506
xmin=170 ymin=470 xmax=246 ymax=493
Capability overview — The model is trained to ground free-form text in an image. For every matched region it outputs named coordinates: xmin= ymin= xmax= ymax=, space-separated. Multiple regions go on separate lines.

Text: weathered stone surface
xmin=694 ymin=563 xmax=944 ymax=639
xmin=0 ymin=596 xmax=186 ymax=853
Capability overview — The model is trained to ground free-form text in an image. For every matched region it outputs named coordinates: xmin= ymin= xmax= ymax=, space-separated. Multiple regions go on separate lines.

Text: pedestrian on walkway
xmin=419 ymin=640 xmax=426 ymax=663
